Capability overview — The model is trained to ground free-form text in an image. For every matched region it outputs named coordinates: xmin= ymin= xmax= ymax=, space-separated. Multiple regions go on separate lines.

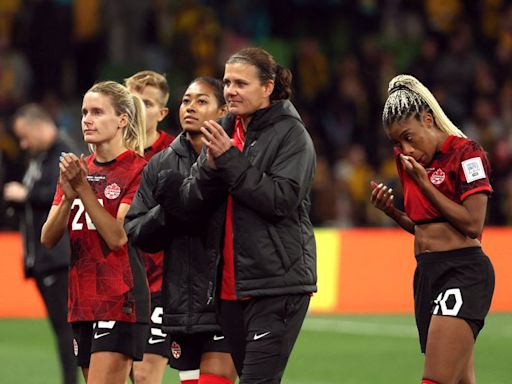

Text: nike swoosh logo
xmin=213 ymin=335 xmax=224 ymax=341
xmin=93 ymin=332 xmax=110 ymax=339
xmin=253 ymin=331 xmax=271 ymax=340
xmin=148 ymin=337 xmax=166 ymax=344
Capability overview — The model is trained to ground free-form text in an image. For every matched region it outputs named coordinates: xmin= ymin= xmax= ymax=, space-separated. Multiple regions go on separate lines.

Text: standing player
xmin=41 ymin=81 xmax=150 ymax=384
xmin=156 ymin=47 xmax=317 ymax=383
xmin=125 ymin=77 xmax=237 ymax=384
xmin=371 ymin=74 xmax=494 ymax=384
xmin=125 ymin=70 xmax=175 ymax=159
xmin=125 ymin=70 xmax=175 ymax=384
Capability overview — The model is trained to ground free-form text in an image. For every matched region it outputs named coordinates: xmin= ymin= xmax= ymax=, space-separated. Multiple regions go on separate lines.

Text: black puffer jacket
xmin=179 ymin=99 xmax=317 ymax=299
xmin=125 ymin=134 xmax=221 ymax=334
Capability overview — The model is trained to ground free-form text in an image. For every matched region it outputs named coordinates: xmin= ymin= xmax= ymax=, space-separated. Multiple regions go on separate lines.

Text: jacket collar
xmin=169 ymin=132 xmax=196 ymax=158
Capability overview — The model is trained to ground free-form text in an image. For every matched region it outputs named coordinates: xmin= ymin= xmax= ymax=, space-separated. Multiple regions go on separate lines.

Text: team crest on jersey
xmin=171 ymin=341 xmax=181 ymax=359
xmin=104 ymin=183 xmax=121 ymax=199
xmin=430 ymin=168 xmax=445 ymax=185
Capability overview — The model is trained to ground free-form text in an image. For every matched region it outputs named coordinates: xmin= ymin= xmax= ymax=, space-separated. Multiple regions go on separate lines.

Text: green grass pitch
xmin=0 ymin=313 xmax=509 ymax=383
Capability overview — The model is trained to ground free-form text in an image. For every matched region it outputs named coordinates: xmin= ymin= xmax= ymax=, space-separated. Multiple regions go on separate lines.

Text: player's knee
xmin=132 ymin=366 xmax=151 ymax=384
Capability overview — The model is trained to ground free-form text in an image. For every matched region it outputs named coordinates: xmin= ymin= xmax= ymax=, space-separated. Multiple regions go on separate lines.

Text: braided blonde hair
xmin=87 ymin=81 xmax=146 ymax=155
xmin=382 ymin=74 xmax=466 ymax=138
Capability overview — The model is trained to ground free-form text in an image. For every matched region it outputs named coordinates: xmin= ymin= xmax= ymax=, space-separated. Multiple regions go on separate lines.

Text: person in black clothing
xmin=3 ymin=104 xmax=78 ymax=384
xmin=125 ymin=77 xmax=237 ymax=384
xmin=157 ymin=47 xmax=317 ymax=383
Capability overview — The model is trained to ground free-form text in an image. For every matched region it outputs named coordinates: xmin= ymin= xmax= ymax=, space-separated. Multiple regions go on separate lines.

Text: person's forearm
xmin=386 ymin=207 xmax=415 ymax=234
xmin=41 ymin=197 xmax=73 ymax=249
xmin=77 ymin=184 xmax=127 ymax=250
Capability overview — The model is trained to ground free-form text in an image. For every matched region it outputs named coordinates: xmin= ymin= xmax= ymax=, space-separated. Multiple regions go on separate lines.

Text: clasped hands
xmin=200 ymin=120 xmax=235 ymax=169
xmin=59 ymin=152 xmax=88 ymax=200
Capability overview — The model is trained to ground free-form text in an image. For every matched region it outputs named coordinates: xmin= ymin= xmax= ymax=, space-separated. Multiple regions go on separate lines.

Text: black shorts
xmin=72 ymin=321 xmax=149 ymax=367
xmin=144 ymin=294 xmax=171 ymax=358
xmin=219 ymin=294 xmax=310 ymax=382
xmin=168 ymin=331 xmax=231 ymax=371
xmin=414 ymin=247 xmax=495 ymax=353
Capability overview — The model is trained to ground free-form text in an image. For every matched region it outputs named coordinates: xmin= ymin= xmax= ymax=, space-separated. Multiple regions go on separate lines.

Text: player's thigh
xmin=423 ymin=315 xmax=474 ymax=383
xmin=241 ymin=294 xmax=310 ymax=383
xmin=88 ymin=351 xmax=132 ymax=383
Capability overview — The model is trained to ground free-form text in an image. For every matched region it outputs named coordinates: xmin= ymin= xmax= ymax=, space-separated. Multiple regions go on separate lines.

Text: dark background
xmin=1 ymin=0 xmax=512 ymax=229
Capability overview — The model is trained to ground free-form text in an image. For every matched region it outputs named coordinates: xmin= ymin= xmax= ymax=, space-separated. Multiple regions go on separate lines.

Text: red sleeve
xmin=52 ymin=183 xmax=64 ymax=205
xmin=457 ymin=141 xmax=493 ymax=201
xmin=120 ymin=164 xmax=144 ymax=205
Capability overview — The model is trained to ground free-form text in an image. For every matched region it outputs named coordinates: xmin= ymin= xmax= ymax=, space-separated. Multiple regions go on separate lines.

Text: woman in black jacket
xmin=159 ymin=47 xmax=317 ymax=383
xmin=125 ymin=77 xmax=237 ymax=384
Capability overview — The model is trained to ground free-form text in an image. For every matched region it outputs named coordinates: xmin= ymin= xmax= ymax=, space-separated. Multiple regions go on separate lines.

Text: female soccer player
xmin=125 ymin=76 xmax=237 ymax=384
xmin=41 ymin=81 xmax=150 ymax=384
xmin=125 ymin=70 xmax=174 ymax=384
xmin=156 ymin=47 xmax=317 ymax=383
xmin=371 ymin=74 xmax=495 ymax=384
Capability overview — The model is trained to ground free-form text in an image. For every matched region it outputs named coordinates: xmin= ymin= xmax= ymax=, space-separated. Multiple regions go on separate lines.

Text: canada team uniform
xmin=53 ymin=150 xmax=150 ymax=366
xmin=396 ymin=135 xmax=495 ymax=352
xmin=143 ymin=129 xmax=174 ymax=160
xmin=139 ymin=130 xmax=175 ymax=358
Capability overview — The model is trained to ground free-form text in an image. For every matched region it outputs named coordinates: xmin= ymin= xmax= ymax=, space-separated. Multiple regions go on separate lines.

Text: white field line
xmin=303 ymin=317 xmax=418 ymax=338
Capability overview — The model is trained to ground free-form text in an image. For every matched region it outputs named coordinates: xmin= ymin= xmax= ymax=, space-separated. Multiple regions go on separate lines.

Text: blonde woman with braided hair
xmin=371 ymin=74 xmax=494 ymax=384
xmin=42 ymin=81 xmax=150 ymax=384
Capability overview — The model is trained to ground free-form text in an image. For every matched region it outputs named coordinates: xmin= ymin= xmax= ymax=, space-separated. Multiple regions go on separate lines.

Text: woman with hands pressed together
xmin=125 ymin=76 xmax=237 ymax=384
xmin=158 ymin=47 xmax=317 ymax=383
xmin=371 ymin=75 xmax=494 ymax=384
xmin=41 ymin=81 xmax=150 ymax=384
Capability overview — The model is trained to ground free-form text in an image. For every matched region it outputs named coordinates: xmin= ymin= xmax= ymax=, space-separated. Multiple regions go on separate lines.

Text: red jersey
xmin=396 ymin=135 xmax=492 ymax=225
xmin=144 ymin=130 xmax=174 ymax=160
xmin=53 ymin=150 xmax=149 ymax=323
xmin=139 ymin=130 xmax=174 ymax=294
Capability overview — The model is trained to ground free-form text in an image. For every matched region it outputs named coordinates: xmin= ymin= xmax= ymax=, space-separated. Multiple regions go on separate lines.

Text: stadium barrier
xmin=0 ymin=229 xmax=510 ymax=318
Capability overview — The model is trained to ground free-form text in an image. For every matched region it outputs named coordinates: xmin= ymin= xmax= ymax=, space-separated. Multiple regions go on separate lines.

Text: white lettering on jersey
xmin=71 ymin=199 xmax=104 ymax=230
xmin=461 ymin=157 xmax=486 ymax=183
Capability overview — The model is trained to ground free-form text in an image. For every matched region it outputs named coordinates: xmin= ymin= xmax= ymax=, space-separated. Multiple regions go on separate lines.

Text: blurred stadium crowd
xmin=1 ymin=0 xmax=512 ymax=229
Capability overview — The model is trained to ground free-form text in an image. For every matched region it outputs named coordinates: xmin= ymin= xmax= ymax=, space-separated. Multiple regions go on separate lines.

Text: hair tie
xmin=389 ymin=85 xmax=409 ymax=95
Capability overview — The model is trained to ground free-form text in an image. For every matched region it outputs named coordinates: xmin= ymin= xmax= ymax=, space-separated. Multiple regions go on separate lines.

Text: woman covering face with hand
xmin=41 ymin=81 xmax=150 ymax=384
xmin=371 ymin=74 xmax=494 ymax=384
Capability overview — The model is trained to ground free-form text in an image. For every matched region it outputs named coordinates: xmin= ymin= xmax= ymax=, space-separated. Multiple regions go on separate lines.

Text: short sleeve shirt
xmin=53 ymin=150 xmax=148 ymax=322
xmin=396 ymin=135 xmax=492 ymax=225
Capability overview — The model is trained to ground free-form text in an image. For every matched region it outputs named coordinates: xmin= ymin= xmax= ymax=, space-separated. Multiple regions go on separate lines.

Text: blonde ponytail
xmin=382 ymin=74 xmax=466 ymax=138
xmin=123 ymin=94 xmax=146 ymax=155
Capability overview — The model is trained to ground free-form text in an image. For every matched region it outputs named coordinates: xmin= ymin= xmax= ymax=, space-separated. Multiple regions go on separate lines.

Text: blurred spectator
xmin=1 ymin=1 xmax=512 ymax=227
xmin=334 ymin=144 xmax=375 ymax=226
xmin=3 ymin=104 xmax=78 ymax=384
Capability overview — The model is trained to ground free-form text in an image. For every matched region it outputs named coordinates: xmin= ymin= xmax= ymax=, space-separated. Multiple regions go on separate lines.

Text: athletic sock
xmin=180 ymin=369 xmax=200 ymax=384
xmin=199 ymin=373 xmax=233 ymax=384
xmin=421 ymin=379 xmax=439 ymax=384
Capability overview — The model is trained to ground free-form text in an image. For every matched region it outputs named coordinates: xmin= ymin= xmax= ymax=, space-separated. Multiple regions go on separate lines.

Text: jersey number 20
xmin=71 ymin=199 xmax=104 ymax=230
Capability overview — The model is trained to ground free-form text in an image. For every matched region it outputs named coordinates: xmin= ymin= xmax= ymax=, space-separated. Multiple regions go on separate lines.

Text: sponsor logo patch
xmin=461 ymin=157 xmax=486 ymax=183
xmin=253 ymin=331 xmax=271 ymax=340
